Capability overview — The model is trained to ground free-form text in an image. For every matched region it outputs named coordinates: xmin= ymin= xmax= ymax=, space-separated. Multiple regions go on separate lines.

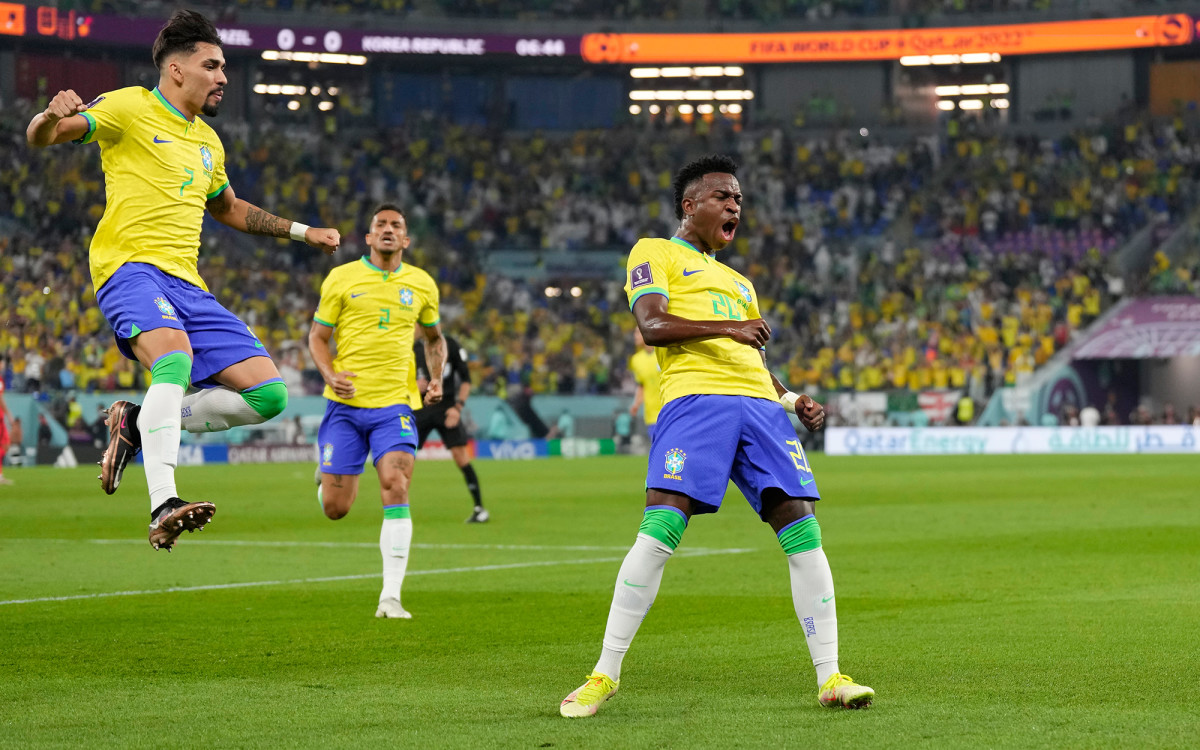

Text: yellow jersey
xmin=628 ymin=347 xmax=663 ymax=424
xmin=76 ymin=86 xmax=229 ymax=292
xmin=314 ymin=257 xmax=440 ymax=409
xmin=624 ymin=237 xmax=775 ymax=406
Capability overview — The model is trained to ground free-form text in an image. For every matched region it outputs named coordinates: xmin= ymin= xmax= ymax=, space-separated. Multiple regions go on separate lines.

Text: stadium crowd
xmin=3 ymin=101 xmax=1199 ymax=419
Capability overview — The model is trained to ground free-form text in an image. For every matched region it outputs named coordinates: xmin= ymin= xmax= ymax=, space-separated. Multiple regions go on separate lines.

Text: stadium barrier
xmin=826 ymin=426 xmax=1199 ymax=455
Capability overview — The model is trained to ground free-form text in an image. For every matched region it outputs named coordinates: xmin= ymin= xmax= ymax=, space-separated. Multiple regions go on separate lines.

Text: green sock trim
xmin=778 ymin=516 xmax=821 ymax=555
xmin=150 ymin=351 xmax=192 ymax=388
xmin=383 ymin=505 xmax=410 ymax=519
xmin=241 ymin=380 xmax=288 ymax=420
xmin=638 ymin=507 xmax=687 ymax=550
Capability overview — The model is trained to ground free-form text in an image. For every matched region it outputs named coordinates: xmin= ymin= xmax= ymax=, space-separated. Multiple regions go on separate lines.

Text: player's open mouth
xmin=721 ymin=217 xmax=739 ymax=241
xmin=210 ymin=90 xmax=223 ymax=100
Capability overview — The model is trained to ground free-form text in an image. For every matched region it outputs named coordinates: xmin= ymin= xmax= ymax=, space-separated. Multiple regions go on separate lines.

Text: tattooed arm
xmin=206 ymin=184 xmax=340 ymax=254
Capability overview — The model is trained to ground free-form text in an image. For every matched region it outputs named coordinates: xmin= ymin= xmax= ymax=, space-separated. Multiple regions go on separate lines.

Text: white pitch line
xmin=0 ymin=547 xmax=754 ymax=607
xmin=3 ymin=538 xmax=734 ymax=553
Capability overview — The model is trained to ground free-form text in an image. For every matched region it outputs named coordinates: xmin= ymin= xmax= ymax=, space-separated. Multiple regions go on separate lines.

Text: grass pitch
xmin=1 ymin=454 xmax=1197 ymax=748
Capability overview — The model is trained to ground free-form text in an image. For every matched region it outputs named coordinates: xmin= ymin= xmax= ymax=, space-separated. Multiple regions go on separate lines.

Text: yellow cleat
xmin=560 ymin=671 xmax=619 ymax=718
xmin=818 ymin=672 xmax=874 ymax=709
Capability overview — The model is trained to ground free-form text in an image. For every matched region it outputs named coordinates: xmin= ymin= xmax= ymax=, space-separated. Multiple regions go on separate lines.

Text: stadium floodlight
xmin=961 ymin=52 xmax=996 ymax=64
xmin=724 ymin=66 xmax=744 ymax=77
xmin=649 ymin=104 xmax=661 ymax=114
xmin=654 ymin=90 xmax=686 ymax=100
xmin=253 ymin=84 xmax=268 ymax=94
xmin=261 ymin=50 xmax=280 ymax=60
xmin=260 ymin=50 xmax=367 ymax=65
xmin=988 ymin=83 xmax=1010 ymax=94
xmin=629 ymin=90 xmax=657 ymax=100
xmin=727 ymin=103 xmax=743 ymax=114
xmin=287 ymin=100 xmax=301 ymax=110
xmin=328 ymin=87 xmax=340 ymax=96
xmin=697 ymin=104 xmax=714 ymax=114
xmin=310 ymin=86 xmax=321 ymax=95
xmin=936 ymin=100 xmax=956 ymax=111
xmin=934 ymin=85 xmax=961 ymax=96
xmin=678 ymin=104 xmax=695 ymax=115
xmin=684 ymin=90 xmax=715 ymax=100
xmin=960 ymin=84 xmax=990 ymax=95
xmin=958 ymin=99 xmax=984 ymax=110
xmin=931 ymin=54 xmax=960 ymax=65
xmin=629 ymin=104 xmax=642 ymax=114
xmin=318 ymin=101 xmax=334 ymax=111
xmin=570 ymin=287 xmax=582 ymax=298
xmin=900 ymin=55 xmax=930 ymax=66
xmin=714 ymin=90 xmax=744 ymax=100
xmin=660 ymin=67 xmax=693 ymax=77
xmin=630 ymin=68 xmax=660 ymax=78
xmin=692 ymin=66 xmax=724 ymax=77
xmin=991 ymin=98 xmax=1010 ymax=109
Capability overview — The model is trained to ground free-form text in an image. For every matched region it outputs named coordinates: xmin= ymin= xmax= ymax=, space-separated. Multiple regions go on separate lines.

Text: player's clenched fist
xmin=305 ymin=227 xmax=341 ymax=256
xmin=728 ymin=318 xmax=772 ymax=348
xmin=44 ymin=90 xmax=86 ymax=122
xmin=797 ymin=394 xmax=825 ymax=432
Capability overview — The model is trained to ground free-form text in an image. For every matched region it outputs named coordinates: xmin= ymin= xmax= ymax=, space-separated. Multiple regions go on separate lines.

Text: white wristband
xmin=779 ymin=391 xmax=800 ymax=411
xmin=289 ymin=222 xmax=310 ymax=242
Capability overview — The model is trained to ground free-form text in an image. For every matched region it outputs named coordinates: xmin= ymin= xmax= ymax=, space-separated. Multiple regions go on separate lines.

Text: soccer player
xmin=0 ymin=379 xmax=12 ymax=486
xmin=627 ymin=327 xmax=661 ymax=440
xmin=560 ymin=155 xmax=874 ymax=717
xmin=308 ymin=204 xmax=445 ymax=619
xmin=414 ymin=334 xmax=488 ymax=523
xmin=24 ymin=10 xmax=340 ymax=550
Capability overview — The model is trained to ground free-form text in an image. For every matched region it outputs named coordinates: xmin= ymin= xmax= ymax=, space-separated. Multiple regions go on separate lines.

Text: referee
xmin=415 ymin=334 xmax=488 ymax=523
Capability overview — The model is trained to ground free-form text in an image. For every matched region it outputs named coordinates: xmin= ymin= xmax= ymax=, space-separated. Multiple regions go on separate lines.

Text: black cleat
xmin=100 ymin=401 xmax=142 ymax=495
xmin=148 ymin=498 xmax=216 ymax=551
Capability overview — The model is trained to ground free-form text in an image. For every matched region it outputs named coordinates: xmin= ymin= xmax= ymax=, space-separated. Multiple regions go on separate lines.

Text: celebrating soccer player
xmin=24 ymin=10 xmax=341 ymax=551
xmin=308 ymin=204 xmax=446 ymax=619
xmin=560 ymin=155 xmax=874 ymax=717
xmin=414 ymin=334 xmax=488 ymax=524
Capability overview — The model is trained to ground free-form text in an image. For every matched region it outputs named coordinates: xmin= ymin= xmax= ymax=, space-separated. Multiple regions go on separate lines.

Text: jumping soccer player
xmin=24 ymin=10 xmax=340 ymax=550
xmin=308 ymin=204 xmax=446 ymax=619
xmin=414 ymin=334 xmax=488 ymax=523
xmin=560 ymin=155 xmax=874 ymax=717
xmin=627 ymin=327 xmax=661 ymax=440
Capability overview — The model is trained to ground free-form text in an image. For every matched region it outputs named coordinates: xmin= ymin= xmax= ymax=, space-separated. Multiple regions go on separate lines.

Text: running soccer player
xmin=560 ymin=155 xmax=874 ymax=717
xmin=627 ymin=327 xmax=661 ymax=440
xmin=24 ymin=10 xmax=340 ymax=550
xmin=414 ymin=334 xmax=488 ymax=524
xmin=308 ymin=204 xmax=446 ymax=619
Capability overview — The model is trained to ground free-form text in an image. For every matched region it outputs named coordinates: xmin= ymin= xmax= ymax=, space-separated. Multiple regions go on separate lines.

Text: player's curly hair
xmin=152 ymin=10 xmax=222 ymax=70
xmin=673 ymin=154 xmax=739 ymax=220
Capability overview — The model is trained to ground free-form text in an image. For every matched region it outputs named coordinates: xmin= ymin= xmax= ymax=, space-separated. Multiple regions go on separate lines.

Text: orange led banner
xmin=0 ymin=2 xmax=26 ymax=36
xmin=582 ymin=14 xmax=1194 ymax=64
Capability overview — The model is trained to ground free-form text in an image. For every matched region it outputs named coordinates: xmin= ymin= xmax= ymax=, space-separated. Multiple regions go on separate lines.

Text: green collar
xmin=152 ymin=87 xmax=192 ymax=123
xmin=361 ymin=255 xmax=403 ymax=279
xmin=670 ymin=236 xmax=713 ymax=257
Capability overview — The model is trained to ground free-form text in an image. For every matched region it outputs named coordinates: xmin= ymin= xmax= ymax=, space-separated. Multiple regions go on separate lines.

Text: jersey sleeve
xmin=449 ymin=341 xmax=471 ymax=384
xmin=314 ymin=271 xmax=343 ymax=327
xmin=624 ymin=239 xmax=669 ymax=310
xmin=418 ymin=275 xmax=440 ymax=327
xmin=207 ymin=138 xmax=230 ymax=200
xmin=75 ymin=87 xmax=143 ymax=145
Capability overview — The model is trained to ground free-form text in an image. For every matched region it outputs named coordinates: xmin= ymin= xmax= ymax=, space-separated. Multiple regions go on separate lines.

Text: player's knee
xmin=241 ymin=380 xmax=288 ymax=423
xmin=322 ymin=499 xmax=350 ymax=520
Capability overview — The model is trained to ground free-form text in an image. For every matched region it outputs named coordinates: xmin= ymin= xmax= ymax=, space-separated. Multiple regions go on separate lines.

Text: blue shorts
xmin=95 ymin=263 xmax=269 ymax=388
xmin=647 ymin=394 xmax=819 ymax=516
xmin=318 ymin=400 xmax=418 ymax=475
xmin=645 ymin=423 xmax=657 ymax=441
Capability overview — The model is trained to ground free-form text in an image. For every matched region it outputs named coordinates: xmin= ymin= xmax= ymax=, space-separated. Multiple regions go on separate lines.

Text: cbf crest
xmin=663 ymin=447 xmax=687 ymax=480
xmin=399 ymin=288 xmax=414 ymax=306
xmin=199 ymin=145 xmax=214 ymax=172
xmin=154 ymin=296 xmax=177 ymax=319
xmin=735 ymin=281 xmax=752 ymax=305
xmin=322 ymin=443 xmax=335 ymax=465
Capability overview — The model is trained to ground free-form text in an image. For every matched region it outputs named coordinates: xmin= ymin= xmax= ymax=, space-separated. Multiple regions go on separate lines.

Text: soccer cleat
xmin=466 ymin=506 xmax=490 ymax=524
xmin=560 ymin=672 xmax=619 ymax=718
xmin=148 ymin=498 xmax=216 ymax=551
xmin=100 ymin=401 xmax=142 ymax=495
xmin=818 ymin=673 xmax=874 ymax=709
xmin=0 ymin=476 xmax=13 ymax=486
xmin=375 ymin=598 xmax=412 ymax=619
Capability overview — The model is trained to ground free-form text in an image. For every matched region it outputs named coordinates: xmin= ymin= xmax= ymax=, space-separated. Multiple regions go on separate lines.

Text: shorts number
xmin=786 ymin=439 xmax=811 ymax=473
xmin=709 ymin=291 xmax=742 ymax=321
xmin=180 ymin=168 xmax=195 ymax=196
xmin=378 ymin=308 xmax=391 ymax=329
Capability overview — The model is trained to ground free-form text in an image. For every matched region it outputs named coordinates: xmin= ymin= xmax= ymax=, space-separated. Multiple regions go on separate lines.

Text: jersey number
xmin=786 ymin=439 xmax=811 ymax=473
xmin=378 ymin=308 xmax=391 ymax=329
xmin=180 ymin=168 xmax=195 ymax=196
xmin=709 ymin=291 xmax=742 ymax=321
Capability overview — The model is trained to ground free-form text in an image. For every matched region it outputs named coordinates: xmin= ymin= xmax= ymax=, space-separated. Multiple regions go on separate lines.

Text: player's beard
xmin=202 ymin=101 xmax=221 ymax=117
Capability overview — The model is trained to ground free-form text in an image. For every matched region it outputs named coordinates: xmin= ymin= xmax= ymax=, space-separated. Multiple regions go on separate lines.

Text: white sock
xmin=788 ymin=547 xmax=840 ymax=687
xmin=140 ymin=383 xmax=184 ymax=511
xmin=593 ymin=533 xmax=674 ymax=681
xmin=180 ymin=387 xmax=265 ymax=432
xmin=380 ymin=517 xmax=412 ymax=602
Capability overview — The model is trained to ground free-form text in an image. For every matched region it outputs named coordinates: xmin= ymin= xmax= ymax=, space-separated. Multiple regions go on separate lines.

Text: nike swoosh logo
xmin=682 ymin=269 xmax=703 ymax=276
xmin=821 ymin=595 xmax=835 ymax=603
xmin=147 ymin=425 xmax=175 ymax=433
xmin=800 ymin=478 xmax=814 ymax=486
xmin=153 ymin=136 xmax=172 ymax=144
xmin=623 ymin=579 xmax=648 ymax=588
xmin=350 ymin=293 xmax=366 ymax=298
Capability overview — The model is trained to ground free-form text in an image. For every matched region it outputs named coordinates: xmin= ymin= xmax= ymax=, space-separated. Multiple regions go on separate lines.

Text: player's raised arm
xmin=205 ymin=185 xmax=340 ymax=255
xmin=26 ymin=90 xmax=93 ymax=148
xmin=632 ymin=293 xmax=771 ymax=348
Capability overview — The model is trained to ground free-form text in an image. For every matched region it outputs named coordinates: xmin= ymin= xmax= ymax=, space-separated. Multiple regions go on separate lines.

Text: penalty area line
xmin=0 ymin=547 xmax=754 ymax=607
